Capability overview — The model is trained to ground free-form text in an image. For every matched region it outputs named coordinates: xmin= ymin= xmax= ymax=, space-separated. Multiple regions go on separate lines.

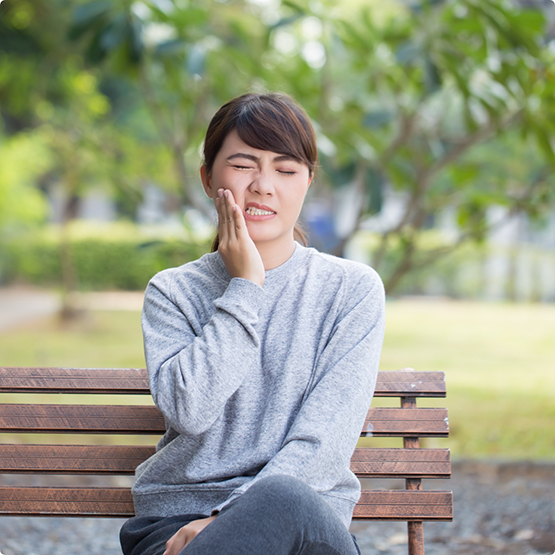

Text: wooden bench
xmin=0 ymin=367 xmax=452 ymax=555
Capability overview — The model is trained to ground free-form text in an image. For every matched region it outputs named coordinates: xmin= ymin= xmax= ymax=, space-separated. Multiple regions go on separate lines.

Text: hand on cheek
xmin=216 ymin=188 xmax=265 ymax=287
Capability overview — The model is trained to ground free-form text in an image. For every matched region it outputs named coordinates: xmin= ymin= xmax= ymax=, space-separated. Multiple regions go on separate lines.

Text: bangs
xmin=234 ymin=96 xmax=317 ymax=173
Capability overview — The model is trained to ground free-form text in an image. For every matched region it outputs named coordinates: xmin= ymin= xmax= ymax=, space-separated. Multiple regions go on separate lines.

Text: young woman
xmin=120 ymin=93 xmax=385 ymax=555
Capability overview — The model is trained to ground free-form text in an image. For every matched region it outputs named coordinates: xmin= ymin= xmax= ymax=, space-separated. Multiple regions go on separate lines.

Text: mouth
xmin=245 ymin=203 xmax=276 ymax=217
xmin=245 ymin=207 xmax=275 ymax=216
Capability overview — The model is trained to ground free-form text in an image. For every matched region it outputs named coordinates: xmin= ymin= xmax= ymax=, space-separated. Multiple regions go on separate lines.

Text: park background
xmin=0 ymin=0 xmax=554 ymax=554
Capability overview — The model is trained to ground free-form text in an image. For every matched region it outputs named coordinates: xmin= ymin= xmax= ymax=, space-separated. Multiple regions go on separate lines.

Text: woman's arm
xmin=143 ymin=190 xmax=265 ymax=436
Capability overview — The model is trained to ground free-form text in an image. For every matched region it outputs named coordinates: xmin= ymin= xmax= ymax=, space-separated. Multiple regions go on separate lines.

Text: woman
xmin=120 ymin=92 xmax=385 ymax=555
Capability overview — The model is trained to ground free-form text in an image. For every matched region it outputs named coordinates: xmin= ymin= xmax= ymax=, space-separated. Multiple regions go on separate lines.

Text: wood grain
xmin=0 ymin=487 xmax=453 ymax=520
xmin=0 ymin=405 xmax=448 ymax=437
xmin=0 ymin=445 xmax=450 ymax=479
xmin=0 ymin=368 xmax=446 ymax=397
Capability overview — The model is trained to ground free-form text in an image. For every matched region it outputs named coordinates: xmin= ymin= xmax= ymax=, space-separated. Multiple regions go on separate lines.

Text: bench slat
xmin=363 ymin=408 xmax=449 ymax=437
xmin=0 ymin=445 xmax=450 ymax=479
xmin=0 ymin=486 xmax=134 ymax=518
xmin=0 ymin=368 xmax=148 ymax=395
xmin=0 ymin=368 xmax=446 ymax=397
xmin=351 ymin=448 xmax=451 ymax=478
xmin=0 ymin=404 xmax=165 ymax=434
xmin=0 ymin=486 xmax=452 ymax=520
xmin=353 ymin=491 xmax=453 ymax=521
xmin=0 ymin=445 xmax=155 ymax=474
xmin=0 ymin=405 xmax=449 ymax=437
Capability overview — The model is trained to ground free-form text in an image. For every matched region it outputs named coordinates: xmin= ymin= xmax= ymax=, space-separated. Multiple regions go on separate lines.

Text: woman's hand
xmin=163 ymin=515 xmax=217 ymax=555
xmin=216 ymin=188 xmax=265 ymax=287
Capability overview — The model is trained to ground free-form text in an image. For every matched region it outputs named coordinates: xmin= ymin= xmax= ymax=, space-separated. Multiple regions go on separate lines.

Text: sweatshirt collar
xmin=206 ymin=242 xmax=308 ymax=287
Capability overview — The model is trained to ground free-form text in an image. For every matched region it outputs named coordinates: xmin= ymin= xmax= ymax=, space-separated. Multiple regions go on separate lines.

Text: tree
xmin=263 ymin=0 xmax=555 ymax=293
xmin=3 ymin=0 xmax=555 ymax=296
xmin=66 ymin=0 xmax=272 ymax=218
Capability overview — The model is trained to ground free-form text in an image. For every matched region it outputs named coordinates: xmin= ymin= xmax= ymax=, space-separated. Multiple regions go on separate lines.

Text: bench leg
xmin=407 ymin=521 xmax=425 ymax=555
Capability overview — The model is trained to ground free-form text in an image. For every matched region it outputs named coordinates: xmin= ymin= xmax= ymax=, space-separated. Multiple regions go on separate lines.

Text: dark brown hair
xmin=203 ymin=93 xmax=318 ymax=251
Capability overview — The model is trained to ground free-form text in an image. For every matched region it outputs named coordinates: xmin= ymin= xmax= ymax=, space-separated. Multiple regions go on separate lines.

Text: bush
xmin=0 ymin=221 xmax=212 ymax=290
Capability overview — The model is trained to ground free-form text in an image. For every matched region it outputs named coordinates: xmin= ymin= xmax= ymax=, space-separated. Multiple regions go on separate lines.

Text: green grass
xmin=1 ymin=299 xmax=554 ymax=460
xmin=379 ymin=299 xmax=555 ymax=460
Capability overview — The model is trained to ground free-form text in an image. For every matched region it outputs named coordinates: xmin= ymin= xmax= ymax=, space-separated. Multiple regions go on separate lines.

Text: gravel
xmin=1 ymin=461 xmax=554 ymax=555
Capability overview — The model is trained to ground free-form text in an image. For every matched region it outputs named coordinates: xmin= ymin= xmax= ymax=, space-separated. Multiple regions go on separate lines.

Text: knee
xmin=246 ymin=475 xmax=320 ymax=515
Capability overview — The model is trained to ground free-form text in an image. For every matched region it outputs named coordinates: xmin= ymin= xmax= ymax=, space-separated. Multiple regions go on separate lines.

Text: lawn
xmin=0 ymin=298 xmax=554 ymax=460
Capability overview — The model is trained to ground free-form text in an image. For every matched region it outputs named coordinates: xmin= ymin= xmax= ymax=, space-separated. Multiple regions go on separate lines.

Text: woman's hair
xmin=203 ymin=93 xmax=318 ymax=251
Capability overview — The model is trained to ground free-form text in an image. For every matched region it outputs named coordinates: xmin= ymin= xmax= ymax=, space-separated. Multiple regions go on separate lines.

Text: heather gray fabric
xmin=121 ymin=475 xmax=362 ymax=555
xmin=133 ymin=243 xmax=385 ymax=529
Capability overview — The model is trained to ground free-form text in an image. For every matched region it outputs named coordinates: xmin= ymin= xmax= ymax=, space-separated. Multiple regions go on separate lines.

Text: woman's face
xmin=201 ymin=129 xmax=312 ymax=249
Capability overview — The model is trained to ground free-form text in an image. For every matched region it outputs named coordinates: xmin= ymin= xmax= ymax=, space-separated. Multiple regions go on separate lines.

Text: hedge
xmin=0 ymin=221 xmax=212 ymax=290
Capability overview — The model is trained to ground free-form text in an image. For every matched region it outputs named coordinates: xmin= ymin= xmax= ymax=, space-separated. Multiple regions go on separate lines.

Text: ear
xmin=200 ymin=165 xmax=213 ymax=199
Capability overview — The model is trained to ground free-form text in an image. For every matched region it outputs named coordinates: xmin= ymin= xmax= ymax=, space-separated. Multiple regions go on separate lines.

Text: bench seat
xmin=0 ymin=367 xmax=453 ymax=554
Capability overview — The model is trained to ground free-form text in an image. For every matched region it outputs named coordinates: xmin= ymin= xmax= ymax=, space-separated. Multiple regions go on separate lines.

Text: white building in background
xmin=338 ymin=182 xmax=555 ymax=302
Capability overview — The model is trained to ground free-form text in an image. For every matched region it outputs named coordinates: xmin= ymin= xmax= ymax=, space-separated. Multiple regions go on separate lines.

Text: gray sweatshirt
xmin=132 ymin=243 xmax=385 ymax=529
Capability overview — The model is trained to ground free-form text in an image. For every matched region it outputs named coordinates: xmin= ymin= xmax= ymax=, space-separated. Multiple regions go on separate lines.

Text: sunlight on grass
xmin=380 ymin=298 xmax=555 ymax=460
xmin=0 ymin=310 xmax=145 ymax=368
xmin=1 ymin=299 xmax=554 ymax=460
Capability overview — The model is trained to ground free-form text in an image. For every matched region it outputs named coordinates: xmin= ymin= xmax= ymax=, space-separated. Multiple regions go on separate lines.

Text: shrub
xmin=0 ymin=221 xmax=212 ymax=290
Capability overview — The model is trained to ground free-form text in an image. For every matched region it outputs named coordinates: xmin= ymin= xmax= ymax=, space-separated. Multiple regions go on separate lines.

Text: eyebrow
xmin=226 ymin=153 xmax=301 ymax=164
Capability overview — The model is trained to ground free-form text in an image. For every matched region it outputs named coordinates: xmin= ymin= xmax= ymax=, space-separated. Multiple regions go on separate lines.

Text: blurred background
xmin=1 ymin=0 xmax=554 ymax=461
xmin=0 ymin=0 xmax=555 ymax=552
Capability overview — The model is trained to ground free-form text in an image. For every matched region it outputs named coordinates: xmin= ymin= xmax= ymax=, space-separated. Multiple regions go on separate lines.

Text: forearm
xmin=143 ymin=275 xmax=264 ymax=435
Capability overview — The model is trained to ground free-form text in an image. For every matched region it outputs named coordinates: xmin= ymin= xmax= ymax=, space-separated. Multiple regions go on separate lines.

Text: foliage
xmin=305 ymin=0 xmax=555 ymax=292
xmin=0 ymin=131 xmax=53 ymax=228
xmin=0 ymin=221 xmax=211 ymax=290
xmin=1 ymin=0 xmax=555 ymax=294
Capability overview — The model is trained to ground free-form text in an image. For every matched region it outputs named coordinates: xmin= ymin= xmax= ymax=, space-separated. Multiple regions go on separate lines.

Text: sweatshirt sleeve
xmin=142 ymin=270 xmax=264 ymax=436
xmin=212 ymin=267 xmax=386 ymax=515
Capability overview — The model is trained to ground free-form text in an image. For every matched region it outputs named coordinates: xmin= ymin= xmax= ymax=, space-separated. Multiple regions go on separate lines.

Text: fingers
xmin=163 ymin=527 xmax=189 ymax=555
xmin=163 ymin=516 xmax=217 ymax=555
xmin=217 ymin=189 xmax=243 ymax=241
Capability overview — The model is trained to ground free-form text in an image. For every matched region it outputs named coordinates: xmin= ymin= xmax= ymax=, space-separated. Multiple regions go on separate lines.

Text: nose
xmin=249 ymin=170 xmax=275 ymax=196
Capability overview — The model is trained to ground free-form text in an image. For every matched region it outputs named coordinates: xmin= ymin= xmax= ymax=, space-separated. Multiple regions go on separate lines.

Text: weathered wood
xmin=408 ymin=522 xmax=425 ymax=555
xmin=0 ymin=366 xmax=453 ymax=555
xmin=0 ymin=445 xmax=450 ymax=479
xmin=362 ymin=408 xmax=449 ymax=437
xmin=0 ymin=487 xmax=453 ymax=520
xmin=0 ymin=404 xmax=164 ymax=434
xmin=0 ymin=405 xmax=449 ymax=437
xmin=350 ymin=448 xmax=451 ymax=478
xmin=353 ymin=490 xmax=453 ymax=521
xmin=0 ymin=445 xmax=156 ymax=474
xmin=0 ymin=368 xmax=446 ymax=397
xmin=375 ymin=372 xmax=446 ymax=397
xmin=0 ymin=486 xmax=134 ymax=517
xmin=0 ymin=367 xmax=149 ymax=395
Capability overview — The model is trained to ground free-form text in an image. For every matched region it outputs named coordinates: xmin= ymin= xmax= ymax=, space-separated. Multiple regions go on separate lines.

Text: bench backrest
xmin=0 ymin=367 xmax=452 ymax=552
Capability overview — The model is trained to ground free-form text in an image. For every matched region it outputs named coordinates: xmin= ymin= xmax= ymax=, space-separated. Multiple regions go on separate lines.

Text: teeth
xmin=246 ymin=207 xmax=275 ymax=216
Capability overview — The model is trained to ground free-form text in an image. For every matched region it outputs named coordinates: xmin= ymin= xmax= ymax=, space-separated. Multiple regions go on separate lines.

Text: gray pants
xmin=120 ymin=475 xmax=361 ymax=555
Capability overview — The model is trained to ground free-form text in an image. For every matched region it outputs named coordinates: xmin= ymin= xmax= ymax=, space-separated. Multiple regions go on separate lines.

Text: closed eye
xmin=277 ymin=170 xmax=297 ymax=176
xmin=232 ymin=165 xmax=254 ymax=170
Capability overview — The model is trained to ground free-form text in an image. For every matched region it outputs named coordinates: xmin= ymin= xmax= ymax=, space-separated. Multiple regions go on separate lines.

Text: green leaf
xmin=396 ymin=40 xmax=420 ymax=65
xmin=155 ymin=39 xmax=187 ymax=57
xmin=364 ymin=110 xmax=394 ymax=129
xmin=99 ymin=13 xmax=127 ymax=51
xmin=71 ymin=0 xmax=113 ymax=27
xmin=186 ymin=43 xmax=206 ymax=77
